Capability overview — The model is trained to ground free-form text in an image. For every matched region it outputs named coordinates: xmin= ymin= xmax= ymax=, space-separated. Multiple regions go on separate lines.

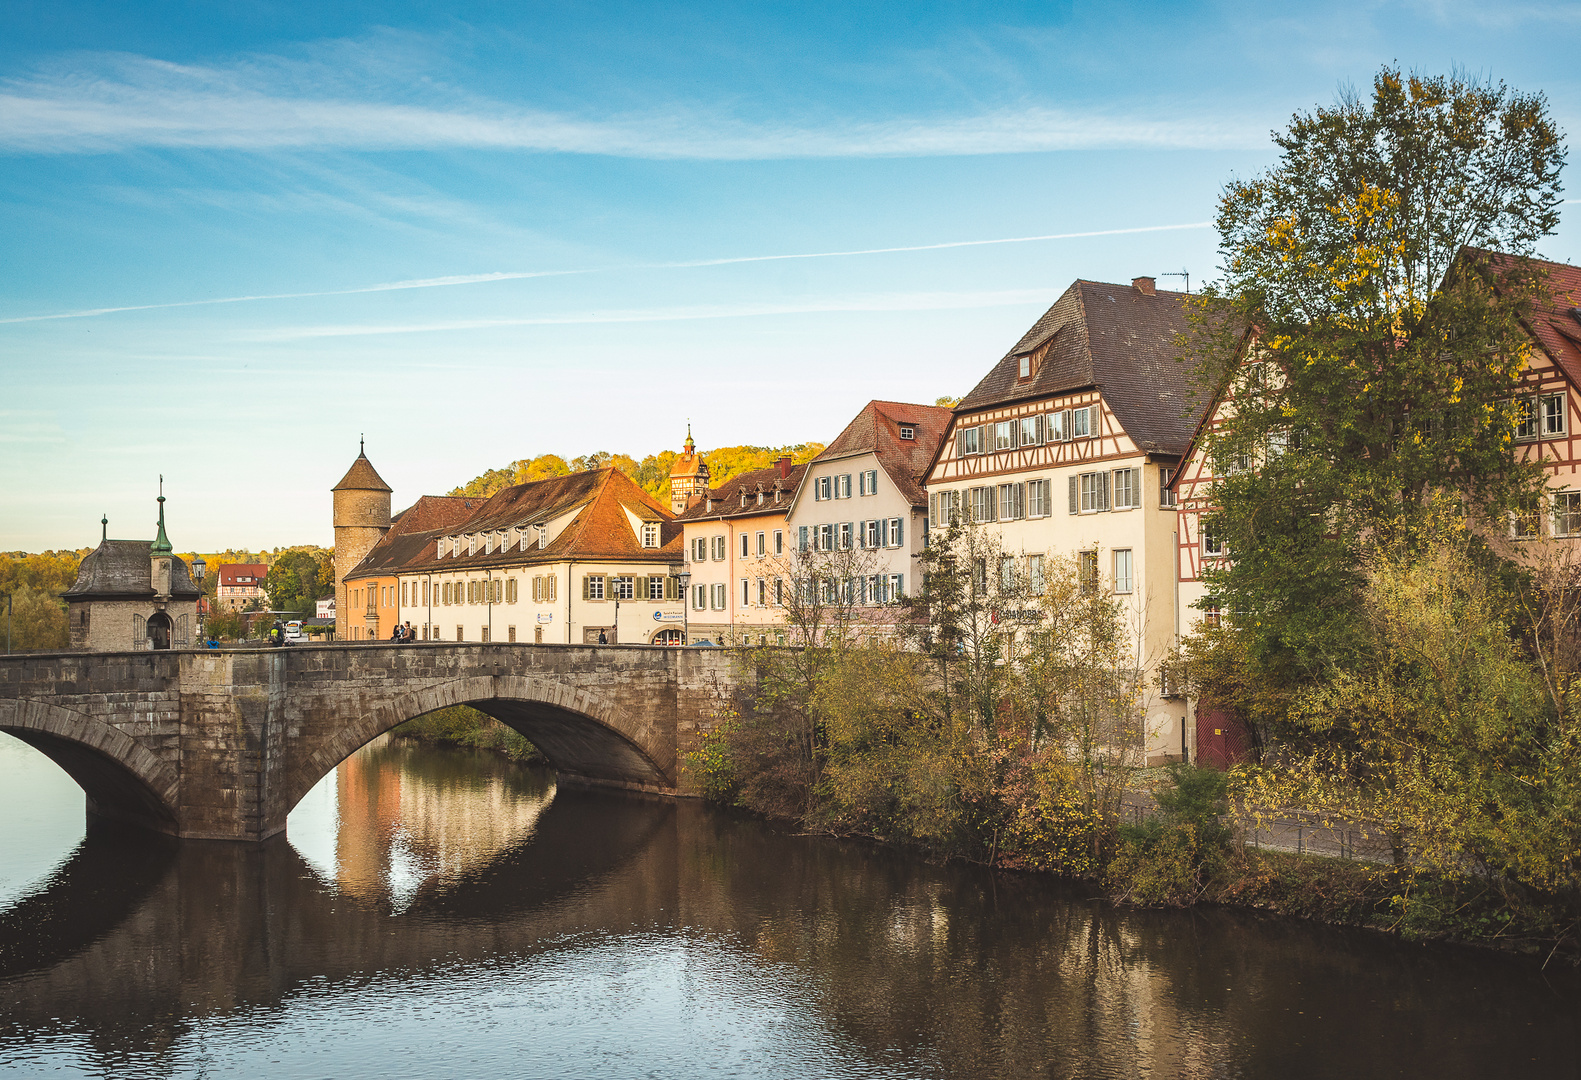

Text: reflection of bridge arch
xmin=0 ymin=699 xmax=179 ymax=831
xmin=281 ymin=675 xmax=672 ymax=821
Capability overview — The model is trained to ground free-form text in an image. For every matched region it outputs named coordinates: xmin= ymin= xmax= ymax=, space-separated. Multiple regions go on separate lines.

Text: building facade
xmin=924 ymin=277 xmax=1205 ymax=765
xmin=332 ymin=443 xmax=393 ymax=640
xmin=344 ymin=468 xmax=686 ymax=645
xmin=674 ymin=456 xmax=808 ymax=644
xmin=215 ymin=563 xmax=268 ymax=612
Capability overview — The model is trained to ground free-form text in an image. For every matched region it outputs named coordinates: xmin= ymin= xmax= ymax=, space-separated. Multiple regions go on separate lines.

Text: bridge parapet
xmin=0 ymin=644 xmax=744 ymax=841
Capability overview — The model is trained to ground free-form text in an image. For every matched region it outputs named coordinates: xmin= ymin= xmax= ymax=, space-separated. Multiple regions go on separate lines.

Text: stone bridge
xmin=0 ymin=643 xmax=744 ymax=841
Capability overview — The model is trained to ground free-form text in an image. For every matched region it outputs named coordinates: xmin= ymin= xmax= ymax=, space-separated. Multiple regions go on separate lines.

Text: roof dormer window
xmin=1018 ymin=355 xmax=1031 ymax=379
xmin=899 ymin=425 xmax=916 ymax=440
xmin=642 ymin=522 xmax=660 ymax=548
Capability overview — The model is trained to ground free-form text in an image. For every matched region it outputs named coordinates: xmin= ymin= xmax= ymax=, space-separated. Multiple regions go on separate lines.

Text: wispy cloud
xmin=253 ymin=288 xmax=1061 ymax=340
xmin=0 ymin=52 xmax=1262 ymax=157
xmin=0 ymin=221 xmax=1209 ymax=325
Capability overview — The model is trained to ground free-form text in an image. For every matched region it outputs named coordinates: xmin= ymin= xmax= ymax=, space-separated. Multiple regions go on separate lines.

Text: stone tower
xmin=668 ymin=425 xmax=710 ymax=514
xmin=332 ymin=439 xmax=392 ymax=639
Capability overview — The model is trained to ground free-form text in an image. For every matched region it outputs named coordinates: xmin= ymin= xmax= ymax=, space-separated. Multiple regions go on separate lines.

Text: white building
xmin=923 ymin=277 xmax=1207 ymax=765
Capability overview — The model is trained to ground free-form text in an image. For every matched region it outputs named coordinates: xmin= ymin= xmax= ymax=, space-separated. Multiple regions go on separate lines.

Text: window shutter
xmin=666 ymin=575 xmax=677 ymax=600
xmin=1098 ymin=472 xmax=1110 ymax=511
xmin=894 ymin=518 xmax=903 ymax=547
xmin=1036 ymin=414 xmax=1046 ymax=443
xmin=636 ymin=576 xmax=648 ymax=599
xmin=582 ymin=575 xmax=590 ymax=600
xmin=1069 ymin=476 xmax=1078 ymax=514
xmin=1088 ymin=405 xmax=1100 ymax=435
xmin=1009 ymin=422 xmax=1019 ymax=449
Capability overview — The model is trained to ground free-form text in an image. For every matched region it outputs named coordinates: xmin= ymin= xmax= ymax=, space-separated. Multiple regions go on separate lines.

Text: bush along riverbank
xmin=391 ymin=706 xmax=546 ymax=765
xmin=686 ymin=516 xmax=1581 ymax=964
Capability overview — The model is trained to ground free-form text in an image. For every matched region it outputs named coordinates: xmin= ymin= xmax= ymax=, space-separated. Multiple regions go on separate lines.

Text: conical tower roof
xmin=333 ymin=442 xmax=392 ymax=493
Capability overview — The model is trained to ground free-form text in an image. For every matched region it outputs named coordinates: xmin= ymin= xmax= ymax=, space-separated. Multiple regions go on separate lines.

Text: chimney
xmin=1132 ymin=276 xmax=1156 ymax=296
xmin=777 ymin=455 xmax=792 ymax=478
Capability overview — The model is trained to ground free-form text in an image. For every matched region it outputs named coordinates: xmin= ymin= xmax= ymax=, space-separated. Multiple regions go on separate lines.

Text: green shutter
xmin=582 ymin=575 xmax=590 ymax=600
xmin=1069 ymin=476 xmax=1078 ymax=514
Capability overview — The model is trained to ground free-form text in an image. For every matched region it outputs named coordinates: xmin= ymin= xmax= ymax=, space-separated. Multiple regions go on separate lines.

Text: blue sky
xmin=4 ymin=1 xmax=1581 ymax=551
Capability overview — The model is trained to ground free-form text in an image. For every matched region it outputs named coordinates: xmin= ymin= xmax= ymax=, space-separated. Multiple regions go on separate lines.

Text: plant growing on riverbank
xmin=392 ymin=707 xmax=544 ymax=764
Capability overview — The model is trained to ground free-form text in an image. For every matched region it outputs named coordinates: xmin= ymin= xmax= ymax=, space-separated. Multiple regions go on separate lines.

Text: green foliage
xmin=686 ymin=719 xmax=739 ymax=803
xmin=3 ymin=583 xmax=69 ymax=651
xmin=1110 ymin=765 xmax=1233 ymax=907
xmin=446 ymin=444 xmax=825 ymax=502
xmin=264 ymin=547 xmax=333 ymax=615
xmin=1191 ymin=66 xmax=1565 ymax=688
xmin=391 ymin=706 xmax=544 ymax=763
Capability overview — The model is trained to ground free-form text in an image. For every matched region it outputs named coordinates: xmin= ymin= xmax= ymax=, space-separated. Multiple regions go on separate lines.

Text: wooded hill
xmin=447 ymin=444 xmax=827 ymax=502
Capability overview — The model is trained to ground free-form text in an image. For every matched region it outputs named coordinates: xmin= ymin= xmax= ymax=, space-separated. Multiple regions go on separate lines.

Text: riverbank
xmin=390 ymin=706 xmax=546 ymax=765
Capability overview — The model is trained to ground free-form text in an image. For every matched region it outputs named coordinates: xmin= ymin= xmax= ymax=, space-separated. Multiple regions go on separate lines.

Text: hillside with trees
xmin=448 ymin=444 xmax=827 ymax=501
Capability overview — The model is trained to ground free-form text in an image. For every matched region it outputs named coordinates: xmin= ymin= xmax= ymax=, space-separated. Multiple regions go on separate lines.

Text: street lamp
xmin=191 ymin=556 xmax=206 ymax=645
xmin=676 ymin=568 xmax=692 ymax=646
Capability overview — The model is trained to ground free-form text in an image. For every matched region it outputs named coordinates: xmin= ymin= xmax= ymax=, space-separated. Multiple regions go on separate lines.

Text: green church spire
xmin=151 ymin=476 xmax=173 ymax=555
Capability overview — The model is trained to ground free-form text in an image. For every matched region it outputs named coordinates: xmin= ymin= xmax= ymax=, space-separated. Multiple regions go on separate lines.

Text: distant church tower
xmin=668 ymin=425 xmax=710 ymax=514
xmin=332 ymin=438 xmax=392 ymax=639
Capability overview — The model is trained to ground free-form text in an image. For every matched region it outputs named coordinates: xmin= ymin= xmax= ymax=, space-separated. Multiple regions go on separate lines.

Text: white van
xmin=284 ymin=620 xmax=305 ymax=643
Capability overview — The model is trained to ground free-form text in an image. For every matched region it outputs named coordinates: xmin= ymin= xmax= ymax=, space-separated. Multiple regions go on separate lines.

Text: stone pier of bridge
xmin=0 ymin=644 xmax=744 ymax=841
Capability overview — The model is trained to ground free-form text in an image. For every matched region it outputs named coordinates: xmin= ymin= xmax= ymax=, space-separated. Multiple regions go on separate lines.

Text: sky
xmin=4 ymin=1 xmax=1581 ymax=552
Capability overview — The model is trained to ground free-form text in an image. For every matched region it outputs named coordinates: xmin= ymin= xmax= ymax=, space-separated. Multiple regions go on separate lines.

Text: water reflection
xmin=288 ymin=735 xmax=556 ymax=910
xmin=0 ymin=738 xmax=1575 ymax=1079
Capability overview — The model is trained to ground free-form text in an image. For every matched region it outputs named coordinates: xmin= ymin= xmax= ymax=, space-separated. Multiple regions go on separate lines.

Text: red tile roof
xmin=672 ymin=461 xmax=809 ymax=522
xmin=816 ymin=399 xmax=953 ymax=507
xmin=217 ymin=563 xmax=269 ymax=587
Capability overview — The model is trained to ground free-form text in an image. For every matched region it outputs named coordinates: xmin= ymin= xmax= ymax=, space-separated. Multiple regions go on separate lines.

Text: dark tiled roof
xmin=390 ymin=495 xmax=480 ymax=535
xmin=63 ymin=540 xmax=201 ymax=601
xmin=672 ymin=462 xmax=809 ymax=522
xmin=817 ymin=399 xmax=953 ymax=506
xmin=957 ymin=280 xmax=1203 ymax=455
xmin=344 ymin=468 xmax=683 ymax=581
xmin=332 ymin=453 xmax=392 ymax=493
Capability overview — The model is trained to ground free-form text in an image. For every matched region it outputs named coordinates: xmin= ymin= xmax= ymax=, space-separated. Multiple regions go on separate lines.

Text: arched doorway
xmin=651 ymin=627 xmax=682 ymax=645
xmin=146 ymin=612 xmax=172 ymax=651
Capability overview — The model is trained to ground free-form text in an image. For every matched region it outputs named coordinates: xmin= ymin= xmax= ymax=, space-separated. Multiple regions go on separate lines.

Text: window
xmin=817 ymin=524 xmax=834 ymax=551
xmin=741 ymin=579 xmax=750 ymax=606
xmin=642 ymin=523 xmax=660 ymax=548
xmin=995 ymin=421 xmax=1016 ymax=451
xmin=1160 ymin=467 xmax=1178 ymax=508
xmin=456 ymin=625 xmax=463 ymax=641
xmin=972 ymin=558 xmax=988 ymax=597
xmin=959 ymin=425 xmax=982 ymax=456
xmin=1078 ymin=550 xmax=1099 ymax=593
xmin=741 ymin=533 xmax=749 ymax=558
xmin=1555 ymin=491 xmax=1581 ymax=537
xmin=692 ymin=584 xmax=707 ymax=610
xmin=1113 ymin=549 xmax=1134 ymax=593
xmin=887 ymin=518 xmax=903 ymax=547
xmin=693 ymin=537 xmax=708 ymax=562
xmin=1543 ymin=392 xmax=1567 ymax=437
xmin=1026 ymin=479 xmax=1048 ymax=518
xmin=838 ymin=522 xmax=853 ymax=550
xmin=1070 ymin=405 xmax=1093 ymax=438
xmin=648 ymin=576 xmax=667 ymax=600
xmin=899 ymin=425 xmax=916 ymax=440
xmin=863 ymin=519 xmax=882 ymax=547
xmin=859 ymin=469 xmax=879 ymax=496
xmin=998 ymin=483 xmax=1024 ymax=521
xmin=532 ymin=575 xmax=556 ymax=602
xmin=798 ymin=525 xmax=810 ymax=552
xmin=506 ymin=578 xmax=518 ymax=603
xmin=757 ymin=578 xmax=766 ymax=605
xmin=889 ymin=573 xmax=904 ymax=599
xmin=1202 ymin=529 xmax=1225 ymax=558
xmin=1202 ymin=600 xmax=1221 ymax=628
xmin=815 ymin=476 xmax=832 ymax=500
xmin=837 ymin=474 xmax=852 ymax=499
xmin=1028 ymin=554 xmax=1045 ymax=594
xmin=585 ymin=575 xmax=606 ymax=601
xmin=774 ymin=530 xmax=784 ymax=555
xmin=999 ymin=554 xmax=1017 ymax=592
xmin=1018 ymin=354 xmax=1031 ymax=379
xmin=756 ymin=531 xmax=765 ymax=556
xmin=481 ymin=627 xmax=490 ymax=643
xmin=712 ymin=536 xmax=726 ymax=561
xmin=400 ymin=582 xmax=407 ymax=606
xmin=970 ymin=485 xmax=996 ymax=523
xmin=508 ymin=625 xmax=517 ymax=642
xmin=1019 ymin=415 xmax=1042 ymax=446
xmin=1515 ymin=397 xmax=1539 ymax=442
xmin=775 ymin=578 xmax=784 ymax=605
xmin=1112 ymin=468 xmax=1139 ymax=510
xmin=1512 ymin=501 xmax=1542 ymax=540
xmin=711 ymin=583 xmax=727 ymax=610
xmin=612 ymin=576 xmax=634 ymax=600
xmin=537 ymin=528 xmax=548 ymax=550
xmin=1050 ymin=410 xmax=1066 ymax=442
xmin=929 ymin=490 xmax=960 ymax=530
xmin=1079 ymin=471 xmax=1110 ymax=512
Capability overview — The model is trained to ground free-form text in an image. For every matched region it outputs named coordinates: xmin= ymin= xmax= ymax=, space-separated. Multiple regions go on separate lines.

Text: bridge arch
xmin=279 ymin=674 xmax=674 ymax=824
xmin=0 ymin=699 xmax=180 ymax=833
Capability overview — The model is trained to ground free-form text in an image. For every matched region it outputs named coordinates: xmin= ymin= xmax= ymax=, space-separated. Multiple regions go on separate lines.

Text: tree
xmin=265 ymin=547 xmax=333 ymax=616
xmin=5 ymin=584 xmax=69 ymax=651
xmin=1191 ymin=67 xmax=1566 ymax=690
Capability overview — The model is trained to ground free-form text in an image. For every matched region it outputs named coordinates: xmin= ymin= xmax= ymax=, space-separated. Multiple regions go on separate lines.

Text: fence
xmin=1118 ymin=798 xmax=1393 ymax=863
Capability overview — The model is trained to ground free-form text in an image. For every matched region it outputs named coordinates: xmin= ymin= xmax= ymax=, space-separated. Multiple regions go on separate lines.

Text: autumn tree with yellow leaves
xmin=1187 ymin=67 xmax=1565 ymax=691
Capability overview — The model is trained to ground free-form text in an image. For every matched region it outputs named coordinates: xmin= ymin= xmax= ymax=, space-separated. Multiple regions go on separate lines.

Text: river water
xmin=0 ymin=733 xmax=1576 ymax=1079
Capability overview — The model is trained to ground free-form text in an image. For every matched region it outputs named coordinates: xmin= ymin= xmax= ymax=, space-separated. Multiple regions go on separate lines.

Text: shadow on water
xmin=0 ymin=740 xmax=1577 ymax=1079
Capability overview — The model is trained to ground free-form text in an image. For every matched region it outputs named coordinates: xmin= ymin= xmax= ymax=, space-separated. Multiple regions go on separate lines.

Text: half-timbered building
xmin=924 ymin=276 xmax=1207 ymax=765
xmin=1172 ymin=252 xmax=1581 ymax=764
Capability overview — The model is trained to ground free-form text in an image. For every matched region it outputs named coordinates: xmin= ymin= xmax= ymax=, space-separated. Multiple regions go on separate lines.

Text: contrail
xmin=0 ymin=221 xmax=1210 ymax=326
